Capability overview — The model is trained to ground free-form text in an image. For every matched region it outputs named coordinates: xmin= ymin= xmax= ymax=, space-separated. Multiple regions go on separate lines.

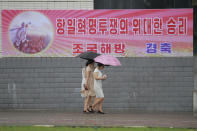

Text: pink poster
xmin=1 ymin=9 xmax=193 ymax=57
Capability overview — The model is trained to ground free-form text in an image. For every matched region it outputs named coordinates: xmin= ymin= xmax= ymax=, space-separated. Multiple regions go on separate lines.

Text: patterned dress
xmin=80 ymin=66 xmax=96 ymax=97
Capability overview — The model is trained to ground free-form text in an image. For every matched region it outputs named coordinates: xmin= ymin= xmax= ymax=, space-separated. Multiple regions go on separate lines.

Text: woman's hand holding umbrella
xmin=102 ymin=74 xmax=107 ymax=80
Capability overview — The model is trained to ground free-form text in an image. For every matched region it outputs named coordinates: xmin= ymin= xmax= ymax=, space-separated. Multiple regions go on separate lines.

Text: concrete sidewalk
xmin=0 ymin=110 xmax=196 ymax=128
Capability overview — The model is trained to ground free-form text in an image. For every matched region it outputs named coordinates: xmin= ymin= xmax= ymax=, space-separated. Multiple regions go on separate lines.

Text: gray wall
xmin=0 ymin=57 xmax=193 ymax=112
xmin=193 ymin=56 xmax=197 ymax=112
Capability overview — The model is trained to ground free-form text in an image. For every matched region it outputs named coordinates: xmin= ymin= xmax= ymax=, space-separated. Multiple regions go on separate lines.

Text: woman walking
xmin=81 ymin=60 xmax=96 ymax=113
xmin=92 ymin=63 xmax=107 ymax=114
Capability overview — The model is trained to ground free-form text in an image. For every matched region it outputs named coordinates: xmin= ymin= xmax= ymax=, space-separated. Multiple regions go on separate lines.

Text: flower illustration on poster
xmin=9 ymin=11 xmax=54 ymax=54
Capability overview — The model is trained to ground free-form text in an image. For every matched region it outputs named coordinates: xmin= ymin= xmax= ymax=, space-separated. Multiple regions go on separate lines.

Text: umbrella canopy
xmin=94 ymin=55 xmax=121 ymax=66
xmin=77 ymin=51 xmax=101 ymax=60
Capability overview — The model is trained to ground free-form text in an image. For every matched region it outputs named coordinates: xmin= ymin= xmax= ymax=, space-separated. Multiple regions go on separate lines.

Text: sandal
xmin=87 ymin=106 xmax=94 ymax=113
xmin=97 ymin=111 xmax=105 ymax=114
xmin=83 ymin=110 xmax=89 ymax=113
xmin=90 ymin=106 xmax=96 ymax=113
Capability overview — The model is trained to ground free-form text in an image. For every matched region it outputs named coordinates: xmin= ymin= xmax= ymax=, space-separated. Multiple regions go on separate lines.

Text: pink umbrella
xmin=94 ymin=55 xmax=122 ymax=66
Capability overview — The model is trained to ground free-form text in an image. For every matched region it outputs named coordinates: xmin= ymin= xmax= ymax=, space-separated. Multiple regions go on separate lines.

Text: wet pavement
xmin=0 ymin=110 xmax=196 ymax=128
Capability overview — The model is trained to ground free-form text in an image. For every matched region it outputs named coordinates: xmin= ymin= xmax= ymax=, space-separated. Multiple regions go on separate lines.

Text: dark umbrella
xmin=77 ymin=51 xmax=101 ymax=60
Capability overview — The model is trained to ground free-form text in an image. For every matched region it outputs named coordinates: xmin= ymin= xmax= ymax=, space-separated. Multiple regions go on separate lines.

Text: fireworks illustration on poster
xmin=9 ymin=11 xmax=54 ymax=54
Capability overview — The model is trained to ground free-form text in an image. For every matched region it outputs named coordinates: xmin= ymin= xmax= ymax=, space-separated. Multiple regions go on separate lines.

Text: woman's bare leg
xmin=93 ymin=97 xmax=99 ymax=111
xmin=92 ymin=98 xmax=100 ymax=109
xmin=92 ymin=98 xmax=104 ymax=110
xmin=89 ymin=96 xmax=96 ymax=110
xmin=98 ymin=98 xmax=104 ymax=111
xmin=98 ymin=99 xmax=104 ymax=112
xmin=84 ymin=97 xmax=89 ymax=112
xmin=83 ymin=98 xmax=86 ymax=111
xmin=91 ymin=96 xmax=96 ymax=106
xmin=87 ymin=96 xmax=92 ymax=110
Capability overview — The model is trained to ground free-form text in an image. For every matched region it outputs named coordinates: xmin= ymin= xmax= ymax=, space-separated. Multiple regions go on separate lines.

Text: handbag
xmin=83 ymin=84 xmax=88 ymax=90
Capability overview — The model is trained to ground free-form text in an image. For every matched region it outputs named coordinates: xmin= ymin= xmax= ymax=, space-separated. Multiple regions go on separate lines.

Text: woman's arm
xmin=86 ymin=70 xmax=91 ymax=87
xmin=94 ymin=72 xmax=106 ymax=80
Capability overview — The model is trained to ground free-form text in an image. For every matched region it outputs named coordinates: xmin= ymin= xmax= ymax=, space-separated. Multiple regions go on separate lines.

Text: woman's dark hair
xmin=97 ymin=63 xmax=104 ymax=67
xmin=86 ymin=59 xmax=94 ymax=66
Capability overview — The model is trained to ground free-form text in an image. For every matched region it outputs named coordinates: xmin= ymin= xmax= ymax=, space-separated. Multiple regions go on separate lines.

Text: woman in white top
xmin=92 ymin=63 xmax=107 ymax=114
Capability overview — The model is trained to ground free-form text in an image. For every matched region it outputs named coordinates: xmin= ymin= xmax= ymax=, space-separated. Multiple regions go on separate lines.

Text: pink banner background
xmin=1 ymin=9 xmax=193 ymax=57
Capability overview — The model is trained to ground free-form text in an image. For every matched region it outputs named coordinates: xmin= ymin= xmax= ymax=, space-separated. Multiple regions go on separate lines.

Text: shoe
xmin=83 ymin=110 xmax=89 ymax=113
xmin=87 ymin=108 xmax=94 ymax=113
xmin=97 ymin=111 xmax=105 ymax=114
xmin=88 ymin=106 xmax=95 ymax=113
